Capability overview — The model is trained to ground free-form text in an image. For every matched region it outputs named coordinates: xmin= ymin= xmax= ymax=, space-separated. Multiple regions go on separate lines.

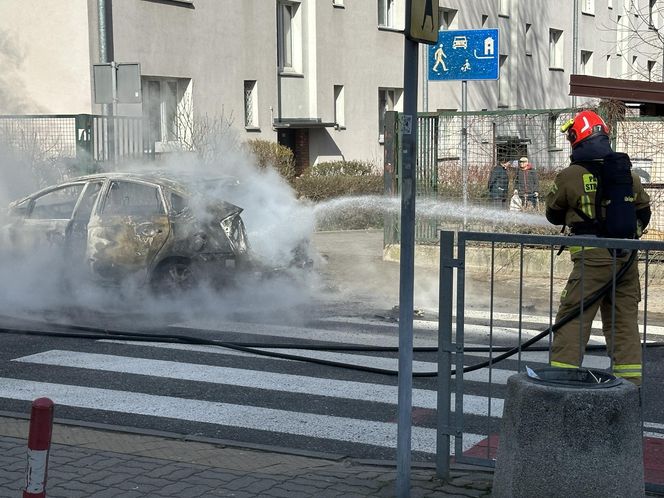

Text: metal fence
xmin=435 ymin=230 xmax=664 ymax=493
xmin=385 ymin=109 xmax=664 ymax=244
xmin=0 ymin=114 xmax=153 ymax=168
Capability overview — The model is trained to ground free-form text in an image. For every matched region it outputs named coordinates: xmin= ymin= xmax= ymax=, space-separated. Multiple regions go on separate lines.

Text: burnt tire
xmin=150 ymin=259 xmax=197 ymax=295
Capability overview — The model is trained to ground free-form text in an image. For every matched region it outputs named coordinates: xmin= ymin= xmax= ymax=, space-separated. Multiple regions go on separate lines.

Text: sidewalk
xmin=0 ymin=415 xmax=494 ymax=497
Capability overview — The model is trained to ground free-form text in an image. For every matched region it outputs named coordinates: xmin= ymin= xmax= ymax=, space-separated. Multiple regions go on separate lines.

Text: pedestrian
xmin=514 ymin=156 xmax=539 ymax=209
xmin=545 ymin=109 xmax=651 ymax=385
xmin=488 ymin=159 xmax=510 ymax=209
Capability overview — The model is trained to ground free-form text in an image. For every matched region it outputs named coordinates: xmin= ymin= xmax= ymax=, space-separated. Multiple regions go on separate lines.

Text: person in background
xmin=514 ymin=156 xmax=539 ymax=209
xmin=488 ymin=159 xmax=510 ymax=209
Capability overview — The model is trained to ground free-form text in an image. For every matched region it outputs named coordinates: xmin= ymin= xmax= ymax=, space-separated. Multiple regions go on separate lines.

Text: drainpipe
xmin=97 ymin=0 xmax=115 ymax=160
xmin=572 ymin=0 xmax=578 ymax=108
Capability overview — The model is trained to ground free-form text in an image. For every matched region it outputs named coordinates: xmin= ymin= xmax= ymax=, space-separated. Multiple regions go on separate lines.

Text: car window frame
xmin=27 ymin=182 xmax=88 ymax=221
xmin=99 ymin=179 xmax=168 ymax=218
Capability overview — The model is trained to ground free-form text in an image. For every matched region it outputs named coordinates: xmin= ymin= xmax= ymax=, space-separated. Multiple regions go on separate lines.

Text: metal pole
xmin=436 ymin=231 xmax=454 ymax=479
xmin=572 ymin=0 xmax=578 ymax=108
xmin=98 ymin=0 xmax=115 ymax=161
xmin=423 ymin=45 xmax=429 ymax=112
xmin=396 ymin=32 xmax=419 ymax=498
xmin=461 ymin=80 xmax=468 ymax=229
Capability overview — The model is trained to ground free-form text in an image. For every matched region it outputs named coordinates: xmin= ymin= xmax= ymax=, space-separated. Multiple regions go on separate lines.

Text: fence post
xmin=436 ymin=230 xmax=455 ymax=479
xmin=24 ymin=398 xmax=54 ymax=498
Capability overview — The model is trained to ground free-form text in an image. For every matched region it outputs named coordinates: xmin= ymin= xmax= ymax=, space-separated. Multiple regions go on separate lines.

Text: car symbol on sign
xmin=452 ymin=36 xmax=468 ymax=49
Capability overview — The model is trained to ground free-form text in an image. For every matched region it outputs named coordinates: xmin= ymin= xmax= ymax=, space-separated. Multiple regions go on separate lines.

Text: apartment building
xmin=0 ymin=0 xmax=661 ymax=169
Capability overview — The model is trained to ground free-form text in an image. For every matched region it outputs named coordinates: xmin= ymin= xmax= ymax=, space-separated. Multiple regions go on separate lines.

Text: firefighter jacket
xmin=545 ymin=161 xmax=651 ymax=241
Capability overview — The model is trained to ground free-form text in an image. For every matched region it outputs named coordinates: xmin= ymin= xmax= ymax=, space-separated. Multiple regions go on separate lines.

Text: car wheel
xmin=151 ymin=259 xmax=196 ymax=295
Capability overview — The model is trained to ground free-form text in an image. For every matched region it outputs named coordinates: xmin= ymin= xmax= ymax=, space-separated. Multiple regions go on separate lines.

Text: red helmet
xmin=560 ymin=110 xmax=609 ymax=148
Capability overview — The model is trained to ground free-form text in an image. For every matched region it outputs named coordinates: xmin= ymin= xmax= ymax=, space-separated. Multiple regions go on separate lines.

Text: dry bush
xmin=244 ymin=139 xmax=296 ymax=183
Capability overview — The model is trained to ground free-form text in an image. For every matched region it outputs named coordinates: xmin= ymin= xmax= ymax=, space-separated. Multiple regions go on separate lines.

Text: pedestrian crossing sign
xmin=406 ymin=0 xmax=439 ymax=44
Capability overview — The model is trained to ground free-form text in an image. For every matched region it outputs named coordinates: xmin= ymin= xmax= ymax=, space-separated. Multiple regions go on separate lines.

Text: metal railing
xmin=436 ymin=230 xmax=664 ymax=493
xmin=0 ymin=114 xmax=153 ymax=165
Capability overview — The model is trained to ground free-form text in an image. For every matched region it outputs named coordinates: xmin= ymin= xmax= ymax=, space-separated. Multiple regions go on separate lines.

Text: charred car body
xmin=1 ymin=173 xmax=251 ymax=292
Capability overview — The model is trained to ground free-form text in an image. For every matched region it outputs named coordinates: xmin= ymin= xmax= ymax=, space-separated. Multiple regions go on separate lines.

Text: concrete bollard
xmin=493 ymin=369 xmax=644 ymax=498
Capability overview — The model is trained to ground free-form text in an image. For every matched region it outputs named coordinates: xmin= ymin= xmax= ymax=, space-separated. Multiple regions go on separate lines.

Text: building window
xmin=606 ymin=54 xmax=612 ymax=77
xmin=334 ymin=85 xmax=345 ymax=129
xmin=580 ymin=50 xmax=593 ymax=75
xmin=498 ymin=55 xmax=509 ymax=107
xmin=378 ymin=88 xmax=402 ymax=142
xmin=438 ymin=8 xmax=458 ymax=30
xmin=608 ymin=0 xmax=613 ymax=8
xmin=244 ymin=80 xmax=259 ymax=129
xmin=499 ymin=0 xmax=510 ymax=17
xmin=333 ymin=0 xmax=344 ymax=6
xmin=649 ymin=0 xmax=657 ymax=28
xmin=378 ymin=0 xmax=403 ymax=29
xmin=278 ymin=1 xmax=302 ymax=73
xmin=549 ymin=29 xmax=564 ymax=69
xmin=481 ymin=14 xmax=489 ymax=26
xmin=143 ymin=77 xmax=190 ymax=145
xmin=581 ymin=0 xmax=594 ymax=15
xmin=648 ymin=60 xmax=656 ymax=80
xmin=616 ymin=15 xmax=625 ymax=56
xmin=632 ymin=56 xmax=639 ymax=79
xmin=378 ymin=0 xmax=394 ymax=27
xmin=525 ymin=23 xmax=533 ymax=56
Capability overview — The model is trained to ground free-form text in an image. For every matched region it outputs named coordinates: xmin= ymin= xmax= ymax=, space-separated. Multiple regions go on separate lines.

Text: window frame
xmin=277 ymin=0 xmax=303 ymax=74
xmin=378 ymin=87 xmax=403 ymax=143
xmin=143 ymin=77 xmax=192 ymax=148
xmin=549 ymin=28 xmax=564 ymax=70
xmin=334 ymin=85 xmax=345 ymax=130
xmin=29 ymin=184 xmax=86 ymax=221
xmin=378 ymin=0 xmax=403 ymax=29
xmin=243 ymin=80 xmax=260 ymax=130
xmin=580 ymin=50 xmax=593 ymax=75
xmin=581 ymin=0 xmax=595 ymax=15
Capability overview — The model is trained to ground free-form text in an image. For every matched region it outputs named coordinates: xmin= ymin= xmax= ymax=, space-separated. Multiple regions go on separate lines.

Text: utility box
xmin=493 ymin=369 xmax=644 ymax=498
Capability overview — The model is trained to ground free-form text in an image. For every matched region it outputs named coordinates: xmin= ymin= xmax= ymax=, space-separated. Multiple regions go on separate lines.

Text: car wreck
xmin=1 ymin=172 xmax=254 ymax=293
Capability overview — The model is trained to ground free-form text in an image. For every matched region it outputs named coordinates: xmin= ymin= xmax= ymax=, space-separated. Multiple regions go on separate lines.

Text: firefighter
xmin=545 ymin=110 xmax=651 ymax=385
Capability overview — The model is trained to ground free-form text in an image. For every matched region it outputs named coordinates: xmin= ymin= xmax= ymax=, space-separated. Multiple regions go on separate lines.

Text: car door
xmin=66 ymin=181 xmax=104 ymax=263
xmin=86 ymin=179 xmax=170 ymax=283
xmin=7 ymin=183 xmax=86 ymax=256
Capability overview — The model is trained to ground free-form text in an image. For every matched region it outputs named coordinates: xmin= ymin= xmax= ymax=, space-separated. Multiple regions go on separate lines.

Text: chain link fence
xmin=388 ymin=108 xmax=664 ymax=243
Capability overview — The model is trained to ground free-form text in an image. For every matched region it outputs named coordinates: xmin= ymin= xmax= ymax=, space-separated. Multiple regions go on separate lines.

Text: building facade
xmin=0 ymin=0 xmax=661 ymax=169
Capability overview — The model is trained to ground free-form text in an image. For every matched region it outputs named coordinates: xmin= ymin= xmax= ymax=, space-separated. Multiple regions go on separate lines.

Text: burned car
xmin=1 ymin=173 xmax=251 ymax=292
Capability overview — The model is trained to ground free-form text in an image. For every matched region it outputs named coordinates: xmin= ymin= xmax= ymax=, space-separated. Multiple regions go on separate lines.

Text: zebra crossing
xmin=2 ymin=311 xmax=663 ymax=461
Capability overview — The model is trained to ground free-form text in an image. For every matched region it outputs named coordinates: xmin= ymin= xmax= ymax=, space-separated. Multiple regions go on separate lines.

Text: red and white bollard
xmin=24 ymin=397 xmax=54 ymax=498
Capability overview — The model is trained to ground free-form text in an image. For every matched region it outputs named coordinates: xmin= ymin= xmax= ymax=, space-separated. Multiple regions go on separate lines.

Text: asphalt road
xmin=0 ymin=229 xmax=662 ymax=464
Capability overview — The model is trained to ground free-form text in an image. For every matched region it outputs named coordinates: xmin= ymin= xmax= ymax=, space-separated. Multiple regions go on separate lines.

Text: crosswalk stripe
xmin=97 ymin=340 xmax=611 ymax=382
xmin=14 ymin=350 xmax=505 ymax=417
xmin=0 ymin=377 xmax=487 ymax=453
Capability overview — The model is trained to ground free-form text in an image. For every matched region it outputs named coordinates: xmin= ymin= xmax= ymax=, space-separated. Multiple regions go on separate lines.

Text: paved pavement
xmin=0 ymin=415 xmax=494 ymax=497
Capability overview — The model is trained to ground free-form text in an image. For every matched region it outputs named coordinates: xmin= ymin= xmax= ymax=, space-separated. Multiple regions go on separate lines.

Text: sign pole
xmin=461 ymin=80 xmax=468 ymax=229
xmin=396 ymin=34 xmax=418 ymax=498
xmin=398 ymin=2 xmax=438 ymax=495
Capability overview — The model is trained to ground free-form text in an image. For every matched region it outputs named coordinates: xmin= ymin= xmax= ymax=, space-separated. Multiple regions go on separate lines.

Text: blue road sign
xmin=429 ymin=29 xmax=499 ymax=81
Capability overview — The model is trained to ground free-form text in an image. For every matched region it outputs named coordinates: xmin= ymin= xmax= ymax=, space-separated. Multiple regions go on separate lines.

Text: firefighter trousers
xmin=550 ymin=249 xmax=642 ymax=385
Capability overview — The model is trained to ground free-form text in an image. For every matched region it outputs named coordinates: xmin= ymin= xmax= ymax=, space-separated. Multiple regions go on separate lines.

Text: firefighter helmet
xmin=560 ymin=110 xmax=609 ymax=148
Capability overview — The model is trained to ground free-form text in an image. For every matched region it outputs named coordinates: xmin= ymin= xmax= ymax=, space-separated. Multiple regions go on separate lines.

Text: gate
xmin=436 ymin=230 xmax=664 ymax=493
xmin=383 ymin=111 xmax=439 ymax=245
